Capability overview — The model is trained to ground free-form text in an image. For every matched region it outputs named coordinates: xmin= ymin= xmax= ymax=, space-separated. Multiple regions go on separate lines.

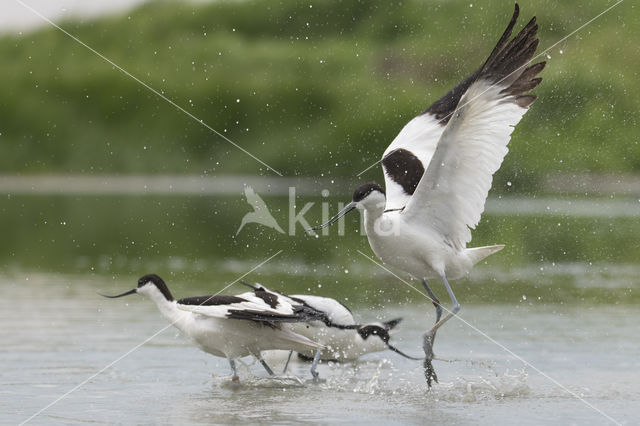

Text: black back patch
xmin=178 ymin=295 xmax=247 ymax=306
xmin=254 ymin=289 xmax=279 ymax=309
xmin=381 ymin=148 xmax=425 ymax=196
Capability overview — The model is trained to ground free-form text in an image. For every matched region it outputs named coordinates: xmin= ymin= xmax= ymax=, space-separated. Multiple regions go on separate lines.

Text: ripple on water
xmin=205 ymin=356 xmax=530 ymax=404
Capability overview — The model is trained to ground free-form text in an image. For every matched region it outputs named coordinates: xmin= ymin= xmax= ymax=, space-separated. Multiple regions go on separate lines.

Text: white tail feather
xmin=277 ymin=327 xmax=325 ymax=350
xmin=465 ymin=244 xmax=505 ymax=265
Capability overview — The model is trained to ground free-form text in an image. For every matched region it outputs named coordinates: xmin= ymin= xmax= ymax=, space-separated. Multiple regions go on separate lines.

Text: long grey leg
xmin=421 ymin=279 xmax=443 ymax=322
xmin=309 ymin=349 xmax=322 ymax=379
xmin=430 ymin=274 xmax=461 ymax=332
xmin=421 ymin=279 xmax=442 ymax=387
xmin=258 ymin=357 xmax=275 ymax=376
xmin=283 ymin=350 xmax=293 ymax=374
xmin=423 ymin=275 xmax=461 ymax=387
xmin=229 ymin=359 xmax=239 ymax=381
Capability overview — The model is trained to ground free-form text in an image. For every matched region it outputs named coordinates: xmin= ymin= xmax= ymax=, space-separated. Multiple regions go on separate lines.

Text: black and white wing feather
xmin=177 ymin=293 xmax=282 ymax=319
xmin=177 ymin=284 xmax=326 ymax=323
xmin=404 ymin=4 xmax=545 ymax=250
xmin=381 ymin=4 xmax=536 ymax=212
xmin=289 ymin=294 xmax=356 ymax=327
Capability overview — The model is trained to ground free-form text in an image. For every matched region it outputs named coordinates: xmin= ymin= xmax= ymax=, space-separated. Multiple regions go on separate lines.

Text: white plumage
xmin=238 ymin=283 xmax=420 ymax=377
xmin=310 ymin=4 xmax=545 ymax=387
xmin=406 ymin=81 xmax=527 ymax=250
xmin=382 ymin=113 xmax=443 ymax=210
xmin=101 ymin=274 xmax=323 ymax=381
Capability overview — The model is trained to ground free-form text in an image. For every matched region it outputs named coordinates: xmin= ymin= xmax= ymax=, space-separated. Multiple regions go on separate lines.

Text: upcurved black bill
xmin=386 ymin=343 xmax=424 ymax=361
xmin=307 ymin=202 xmax=357 ymax=231
xmin=98 ymin=288 xmax=137 ymax=298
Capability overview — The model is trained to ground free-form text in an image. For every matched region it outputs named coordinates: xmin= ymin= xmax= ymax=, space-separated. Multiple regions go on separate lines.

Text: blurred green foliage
xmin=0 ymin=0 xmax=637 ymax=187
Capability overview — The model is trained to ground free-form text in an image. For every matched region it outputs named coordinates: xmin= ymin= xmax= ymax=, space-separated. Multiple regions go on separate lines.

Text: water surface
xmin=2 ymin=274 xmax=638 ymax=425
xmin=2 ymin=193 xmax=639 ymax=424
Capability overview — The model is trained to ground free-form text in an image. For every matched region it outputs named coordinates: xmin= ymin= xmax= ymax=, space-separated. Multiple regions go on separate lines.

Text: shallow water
xmin=2 ymin=274 xmax=638 ymax=425
xmin=2 ymin=192 xmax=639 ymax=424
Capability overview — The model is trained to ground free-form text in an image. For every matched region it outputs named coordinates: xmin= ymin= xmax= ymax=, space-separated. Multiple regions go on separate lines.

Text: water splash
xmin=431 ymin=370 xmax=530 ymax=402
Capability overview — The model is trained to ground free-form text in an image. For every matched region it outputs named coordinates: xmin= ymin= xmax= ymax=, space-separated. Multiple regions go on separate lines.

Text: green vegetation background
xmin=1 ymin=0 xmax=638 ymax=305
xmin=1 ymin=0 xmax=637 ymax=190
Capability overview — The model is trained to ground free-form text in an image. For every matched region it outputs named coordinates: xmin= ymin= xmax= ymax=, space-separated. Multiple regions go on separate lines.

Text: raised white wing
xmin=381 ymin=114 xmax=443 ymax=210
xmin=380 ymin=11 xmax=512 ymax=211
xmin=404 ymin=6 xmax=545 ymax=250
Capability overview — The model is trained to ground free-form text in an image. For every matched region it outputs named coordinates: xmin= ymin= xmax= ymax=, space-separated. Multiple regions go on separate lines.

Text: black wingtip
xmin=421 ymin=2 xmax=533 ymax=123
xmin=475 ymin=3 xmax=545 ymax=105
xmin=239 ymin=280 xmax=261 ymax=291
xmin=493 ymin=3 xmax=521 ymax=56
xmin=383 ymin=317 xmax=403 ymax=330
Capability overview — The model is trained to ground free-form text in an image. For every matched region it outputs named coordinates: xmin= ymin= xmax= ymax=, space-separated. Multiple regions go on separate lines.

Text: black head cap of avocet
xmin=308 ymin=182 xmax=386 ymax=231
xmin=99 ymin=273 xmax=174 ymax=301
xmin=357 ymin=319 xmax=422 ymax=361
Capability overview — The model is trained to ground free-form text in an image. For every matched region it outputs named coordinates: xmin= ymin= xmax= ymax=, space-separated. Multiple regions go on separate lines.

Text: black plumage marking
xmin=357 ymin=325 xmax=390 ymax=343
xmin=287 ymin=296 xmax=357 ymax=322
xmin=240 ymin=281 xmax=281 ymax=309
xmin=226 ymin=304 xmax=326 ymax=323
xmin=178 ymin=295 xmax=248 ymax=306
xmin=253 ymin=288 xmax=279 ymax=309
xmin=236 ymin=284 xmax=331 ymax=324
xmin=422 ymin=4 xmax=544 ymax=123
xmin=289 ymin=296 xmax=306 ymax=305
xmin=383 ymin=207 xmax=404 ymax=213
xmin=423 ymin=72 xmax=479 ymax=123
xmin=352 ymin=182 xmax=385 ymax=202
xmin=381 ymin=148 xmax=425 ymax=196
xmin=226 ymin=309 xmax=296 ymax=322
xmin=290 ymin=296 xmax=353 ymax=316
xmin=297 ymin=352 xmax=340 ymax=363
xmin=289 ymin=296 xmax=359 ymax=329
xmin=138 ymin=273 xmax=174 ymax=301
xmin=382 ymin=318 xmax=403 ymax=331
xmin=476 ymin=4 xmax=545 ymax=106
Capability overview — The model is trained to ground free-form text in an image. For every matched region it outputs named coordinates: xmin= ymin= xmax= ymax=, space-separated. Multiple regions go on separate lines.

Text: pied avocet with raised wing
xmin=101 ymin=274 xmax=325 ymax=381
xmin=309 ymin=4 xmax=545 ymax=386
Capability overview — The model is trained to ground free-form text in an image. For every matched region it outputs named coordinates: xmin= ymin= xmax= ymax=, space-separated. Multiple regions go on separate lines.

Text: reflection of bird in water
xmin=309 ymin=4 xmax=544 ymax=387
xmin=236 ymin=186 xmax=285 ymax=236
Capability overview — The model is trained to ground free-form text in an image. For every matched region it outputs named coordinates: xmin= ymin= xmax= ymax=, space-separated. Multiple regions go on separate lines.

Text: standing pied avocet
xmin=240 ymin=283 xmax=421 ymax=377
xmin=101 ymin=274 xmax=324 ymax=381
xmin=309 ymin=4 xmax=545 ymax=386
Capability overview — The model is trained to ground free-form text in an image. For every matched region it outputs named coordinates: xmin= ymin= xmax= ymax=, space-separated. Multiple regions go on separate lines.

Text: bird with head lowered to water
xmin=309 ymin=3 xmax=545 ymax=386
xmin=238 ymin=282 xmax=422 ymax=378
